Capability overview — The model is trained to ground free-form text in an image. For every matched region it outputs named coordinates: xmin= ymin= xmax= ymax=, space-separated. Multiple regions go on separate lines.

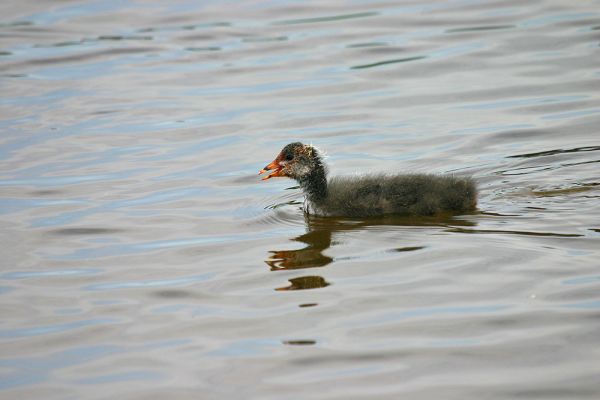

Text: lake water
xmin=1 ymin=0 xmax=600 ymax=398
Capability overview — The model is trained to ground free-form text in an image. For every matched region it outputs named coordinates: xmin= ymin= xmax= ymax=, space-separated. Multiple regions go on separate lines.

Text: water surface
xmin=1 ymin=0 xmax=600 ymax=398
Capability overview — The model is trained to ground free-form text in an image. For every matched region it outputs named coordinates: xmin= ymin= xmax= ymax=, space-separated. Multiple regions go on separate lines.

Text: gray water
xmin=1 ymin=0 xmax=600 ymax=398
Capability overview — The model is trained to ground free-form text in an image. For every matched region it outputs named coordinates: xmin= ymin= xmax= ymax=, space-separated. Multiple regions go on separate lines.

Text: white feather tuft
xmin=308 ymin=142 xmax=328 ymax=160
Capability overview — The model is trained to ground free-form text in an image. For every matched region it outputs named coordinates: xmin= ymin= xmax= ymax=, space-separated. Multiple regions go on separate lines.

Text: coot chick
xmin=259 ymin=142 xmax=477 ymax=217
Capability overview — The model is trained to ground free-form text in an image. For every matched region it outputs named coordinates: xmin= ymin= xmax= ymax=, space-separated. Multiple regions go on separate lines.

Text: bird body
xmin=309 ymin=174 xmax=476 ymax=217
xmin=260 ymin=142 xmax=477 ymax=218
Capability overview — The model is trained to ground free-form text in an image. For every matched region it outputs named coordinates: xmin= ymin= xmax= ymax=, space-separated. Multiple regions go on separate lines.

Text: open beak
xmin=259 ymin=158 xmax=286 ymax=180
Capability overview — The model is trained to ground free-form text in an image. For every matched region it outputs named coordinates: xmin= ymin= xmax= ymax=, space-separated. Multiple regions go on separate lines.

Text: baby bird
xmin=259 ymin=142 xmax=477 ymax=217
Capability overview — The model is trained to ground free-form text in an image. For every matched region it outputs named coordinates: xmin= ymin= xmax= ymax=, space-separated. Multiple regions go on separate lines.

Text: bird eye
xmin=285 ymin=153 xmax=294 ymax=161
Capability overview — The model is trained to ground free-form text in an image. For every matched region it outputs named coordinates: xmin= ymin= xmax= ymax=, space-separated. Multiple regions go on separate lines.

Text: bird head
xmin=259 ymin=142 xmax=321 ymax=181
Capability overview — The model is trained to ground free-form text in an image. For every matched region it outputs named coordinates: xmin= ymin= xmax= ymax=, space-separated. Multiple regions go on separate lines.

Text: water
xmin=1 ymin=0 xmax=599 ymax=398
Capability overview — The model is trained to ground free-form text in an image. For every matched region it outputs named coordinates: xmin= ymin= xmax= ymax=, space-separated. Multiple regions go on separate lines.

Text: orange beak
xmin=258 ymin=157 xmax=287 ymax=180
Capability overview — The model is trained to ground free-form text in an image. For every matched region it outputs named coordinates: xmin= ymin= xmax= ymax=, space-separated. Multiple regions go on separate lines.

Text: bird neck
xmin=298 ymin=161 xmax=328 ymax=204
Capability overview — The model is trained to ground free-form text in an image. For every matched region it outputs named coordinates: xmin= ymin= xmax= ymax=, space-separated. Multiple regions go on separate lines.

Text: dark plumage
xmin=259 ymin=142 xmax=477 ymax=217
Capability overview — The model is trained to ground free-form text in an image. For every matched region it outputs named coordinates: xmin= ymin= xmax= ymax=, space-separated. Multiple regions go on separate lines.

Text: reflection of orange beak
xmin=258 ymin=158 xmax=286 ymax=180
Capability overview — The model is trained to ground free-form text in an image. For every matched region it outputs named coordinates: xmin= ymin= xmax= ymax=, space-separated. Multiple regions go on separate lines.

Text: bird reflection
xmin=266 ymin=212 xmax=477 ymax=292
xmin=275 ymin=276 xmax=330 ymax=291
xmin=266 ymin=228 xmax=333 ymax=270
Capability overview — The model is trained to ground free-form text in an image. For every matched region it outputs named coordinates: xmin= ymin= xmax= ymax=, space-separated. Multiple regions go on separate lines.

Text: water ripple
xmin=1 ymin=268 xmax=101 ymax=280
xmin=273 ymin=12 xmax=378 ymax=25
xmin=0 ymin=318 xmax=118 ymax=339
xmin=351 ymin=56 xmax=426 ymax=70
